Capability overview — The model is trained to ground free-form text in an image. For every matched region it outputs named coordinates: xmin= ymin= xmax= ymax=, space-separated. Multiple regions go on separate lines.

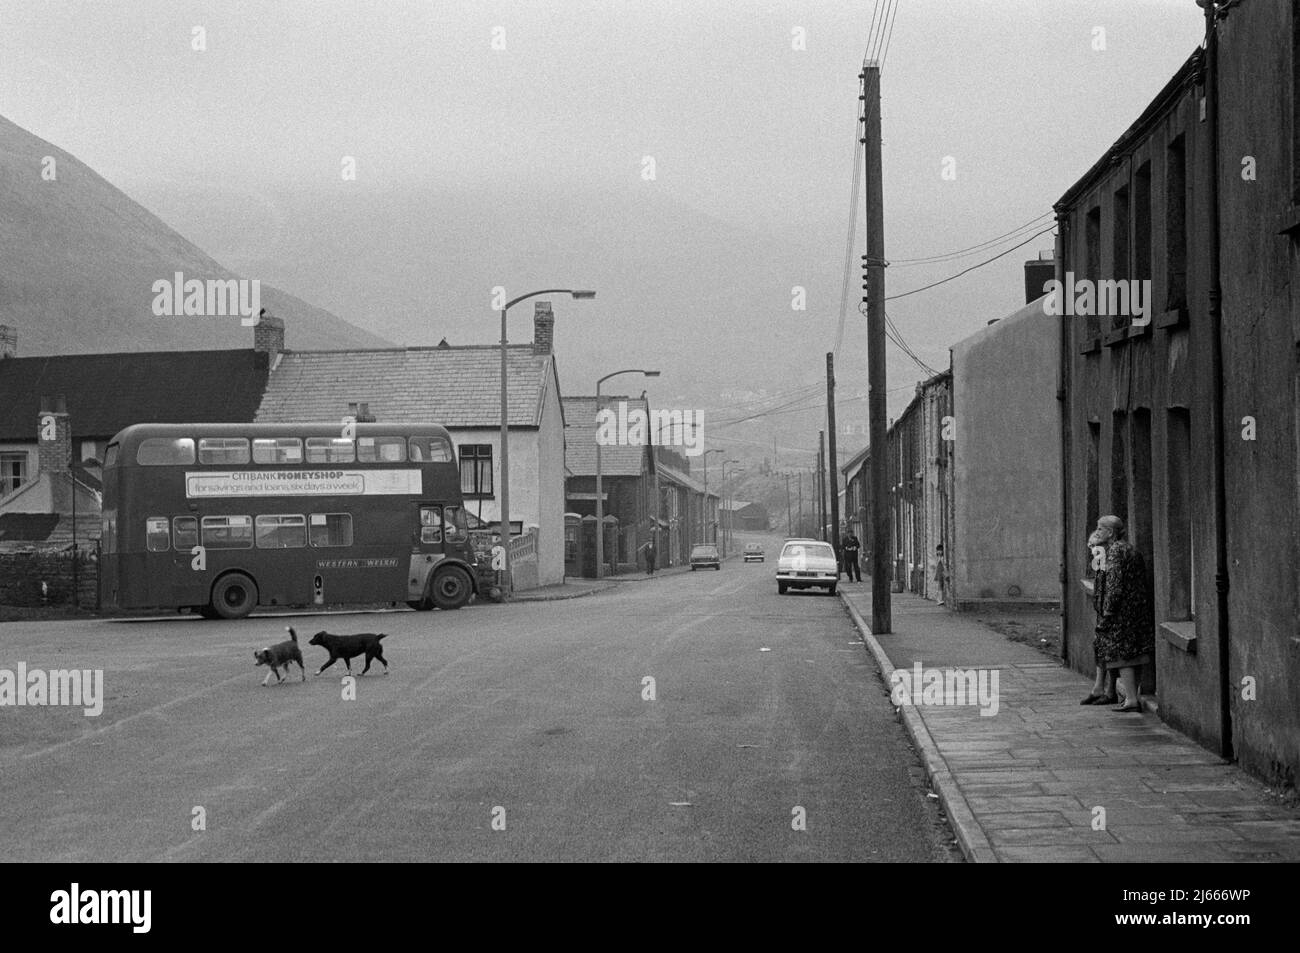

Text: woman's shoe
xmin=1080 ymin=693 xmax=1107 ymax=705
xmin=1111 ymin=703 xmax=1143 ymax=713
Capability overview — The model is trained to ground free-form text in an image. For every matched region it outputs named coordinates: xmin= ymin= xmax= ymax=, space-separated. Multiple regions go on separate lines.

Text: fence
xmin=508 ymin=528 xmax=539 ymax=592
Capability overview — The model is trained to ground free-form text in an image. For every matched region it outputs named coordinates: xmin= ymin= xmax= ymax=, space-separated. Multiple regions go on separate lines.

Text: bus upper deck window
xmin=306 ymin=437 xmax=355 ymax=464
xmin=409 ymin=435 xmax=453 ymax=463
xmin=253 ymin=438 xmax=302 ymax=464
xmin=104 ymin=444 xmax=119 ymax=468
xmin=198 ymin=437 xmax=250 ymax=465
xmin=357 ymin=436 xmax=406 ymax=463
xmin=137 ymin=437 xmax=195 ymax=466
xmin=146 ymin=517 xmax=170 ymax=552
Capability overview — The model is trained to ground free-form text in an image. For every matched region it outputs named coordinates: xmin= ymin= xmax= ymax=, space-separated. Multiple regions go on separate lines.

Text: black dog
xmin=308 ymin=630 xmax=389 ymax=676
xmin=254 ymin=626 xmax=306 ymax=685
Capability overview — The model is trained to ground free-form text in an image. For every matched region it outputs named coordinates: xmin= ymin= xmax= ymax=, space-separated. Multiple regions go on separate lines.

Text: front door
xmin=408 ymin=502 xmax=448 ymax=601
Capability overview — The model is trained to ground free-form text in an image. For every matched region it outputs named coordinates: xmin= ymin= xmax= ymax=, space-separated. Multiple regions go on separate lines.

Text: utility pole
xmin=862 ymin=62 xmax=891 ymax=633
xmin=785 ymin=472 xmax=792 ymax=535
xmin=816 ymin=432 xmax=825 ymax=541
xmin=826 ymin=353 xmax=842 ymax=570
xmin=797 ymin=470 xmax=803 ymax=536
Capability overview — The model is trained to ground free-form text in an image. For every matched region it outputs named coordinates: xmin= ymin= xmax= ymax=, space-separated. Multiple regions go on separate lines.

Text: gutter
xmin=1203 ymin=0 xmax=1233 ymax=760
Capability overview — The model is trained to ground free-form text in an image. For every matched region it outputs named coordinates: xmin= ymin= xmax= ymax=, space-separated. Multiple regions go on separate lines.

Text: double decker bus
xmin=100 ymin=422 xmax=479 ymax=619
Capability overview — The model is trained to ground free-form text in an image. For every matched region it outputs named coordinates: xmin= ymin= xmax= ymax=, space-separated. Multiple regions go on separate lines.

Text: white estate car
xmin=776 ymin=539 xmax=839 ymax=595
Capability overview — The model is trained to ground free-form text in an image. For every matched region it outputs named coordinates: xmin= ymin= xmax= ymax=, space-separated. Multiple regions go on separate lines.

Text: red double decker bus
xmin=100 ymin=422 xmax=479 ymax=619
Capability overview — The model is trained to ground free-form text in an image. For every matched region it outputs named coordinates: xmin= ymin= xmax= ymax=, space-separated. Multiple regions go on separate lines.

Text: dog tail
xmin=286 ymin=626 xmax=297 ymax=643
xmin=378 ymin=633 xmax=388 ymax=641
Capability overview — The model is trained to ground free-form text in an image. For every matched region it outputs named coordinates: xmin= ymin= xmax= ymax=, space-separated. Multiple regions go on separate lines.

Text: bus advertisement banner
xmin=184 ymin=469 xmax=423 ymax=498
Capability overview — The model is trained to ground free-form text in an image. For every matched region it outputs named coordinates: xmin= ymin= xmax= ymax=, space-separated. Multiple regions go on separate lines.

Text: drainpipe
xmin=1055 ymin=211 xmax=1070 ymax=663
xmin=1203 ymin=0 xmax=1233 ymax=760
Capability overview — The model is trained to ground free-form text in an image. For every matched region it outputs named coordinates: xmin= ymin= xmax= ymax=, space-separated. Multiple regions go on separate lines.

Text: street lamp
xmin=595 ymin=368 xmax=659 ymax=578
xmin=700 ymin=448 xmax=722 ymax=544
xmin=722 ymin=459 xmax=741 ymax=556
xmin=498 ymin=288 xmax=595 ymax=596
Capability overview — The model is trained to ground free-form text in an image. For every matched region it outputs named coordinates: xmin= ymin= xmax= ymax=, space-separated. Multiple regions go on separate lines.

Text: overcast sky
xmin=0 ymin=0 xmax=1206 ymax=450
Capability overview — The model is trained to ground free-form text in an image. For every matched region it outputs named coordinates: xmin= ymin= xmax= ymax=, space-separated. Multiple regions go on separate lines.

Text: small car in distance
xmin=776 ymin=540 xmax=839 ymax=595
xmin=690 ymin=543 xmax=721 ymax=570
xmin=742 ymin=543 xmax=765 ymax=562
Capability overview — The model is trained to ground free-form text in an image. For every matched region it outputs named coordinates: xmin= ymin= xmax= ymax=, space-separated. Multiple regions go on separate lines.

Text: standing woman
xmin=1089 ymin=515 xmax=1154 ymax=713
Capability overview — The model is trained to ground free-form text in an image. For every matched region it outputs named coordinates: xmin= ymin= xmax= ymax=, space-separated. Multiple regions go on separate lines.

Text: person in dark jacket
xmin=1083 ymin=515 xmax=1153 ymax=713
xmin=841 ymin=532 xmax=862 ymax=582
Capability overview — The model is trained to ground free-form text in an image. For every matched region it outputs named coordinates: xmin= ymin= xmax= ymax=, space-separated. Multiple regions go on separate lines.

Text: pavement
xmin=0 ymin=552 xmax=954 ymax=861
xmin=839 ymin=582 xmax=1300 ymax=862
xmin=509 ymin=558 xmax=729 ymax=601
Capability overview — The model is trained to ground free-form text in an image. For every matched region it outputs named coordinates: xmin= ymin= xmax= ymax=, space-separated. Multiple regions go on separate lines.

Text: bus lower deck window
xmin=256 ymin=514 xmax=307 ymax=548
xmin=173 ymin=516 xmax=198 ymax=550
xmin=201 ymin=515 xmax=253 ymax=548
xmin=146 ymin=517 xmax=170 ymax=552
xmin=310 ymin=513 xmax=352 ymax=547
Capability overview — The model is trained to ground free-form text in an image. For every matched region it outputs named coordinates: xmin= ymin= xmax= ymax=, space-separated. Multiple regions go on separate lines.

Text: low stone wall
xmin=0 ymin=548 xmax=99 ymax=607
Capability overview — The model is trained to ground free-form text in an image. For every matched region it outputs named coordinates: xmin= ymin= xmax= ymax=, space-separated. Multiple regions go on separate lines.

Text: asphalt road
xmin=0 ymin=544 xmax=957 ymax=861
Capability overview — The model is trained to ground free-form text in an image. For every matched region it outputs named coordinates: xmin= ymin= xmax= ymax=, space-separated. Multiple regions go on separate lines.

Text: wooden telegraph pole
xmin=826 ymin=353 xmax=842 ymax=567
xmin=862 ymin=62 xmax=891 ymax=633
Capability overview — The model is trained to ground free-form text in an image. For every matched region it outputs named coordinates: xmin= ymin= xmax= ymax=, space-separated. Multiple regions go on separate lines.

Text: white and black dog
xmin=253 ymin=626 xmax=306 ymax=685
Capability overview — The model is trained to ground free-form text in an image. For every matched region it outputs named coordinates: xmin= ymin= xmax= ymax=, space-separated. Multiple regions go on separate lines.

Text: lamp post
xmin=722 ymin=459 xmax=741 ymax=557
xmin=700 ymin=448 xmax=722 ymax=544
xmin=595 ymin=368 xmax=659 ymax=578
xmin=498 ymin=288 xmax=595 ymax=596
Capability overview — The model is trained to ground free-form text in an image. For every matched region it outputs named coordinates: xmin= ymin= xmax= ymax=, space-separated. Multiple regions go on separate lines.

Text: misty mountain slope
xmin=0 ymin=114 xmax=391 ymax=355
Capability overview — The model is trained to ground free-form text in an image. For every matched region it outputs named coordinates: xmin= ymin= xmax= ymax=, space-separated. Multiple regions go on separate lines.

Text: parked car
xmin=690 ymin=543 xmax=721 ymax=570
xmin=742 ymin=543 xmax=765 ymax=562
xmin=776 ymin=540 xmax=839 ymax=594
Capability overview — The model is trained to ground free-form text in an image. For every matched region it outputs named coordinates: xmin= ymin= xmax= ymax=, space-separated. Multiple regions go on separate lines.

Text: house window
xmin=460 ymin=444 xmax=493 ymax=497
xmin=1134 ymin=161 xmax=1152 ymax=288
xmin=1085 ymin=205 xmax=1102 ymax=342
xmin=1131 ymin=409 xmax=1153 ymax=553
xmin=1086 ymin=421 xmax=1101 ymax=536
xmin=1112 ymin=184 xmax=1130 ymax=330
xmin=1166 ymin=408 xmax=1193 ymax=620
xmin=1166 ymin=135 xmax=1188 ymax=311
xmin=0 ymin=452 xmax=27 ymax=497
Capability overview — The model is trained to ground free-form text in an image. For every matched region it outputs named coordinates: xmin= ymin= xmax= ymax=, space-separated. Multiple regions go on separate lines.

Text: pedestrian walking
xmin=639 ymin=538 xmax=657 ymax=575
xmin=932 ymin=543 xmax=947 ymax=605
xmin=841 ymin=531 xmax=862 ymax=582
xmin=1081 ymin=515 xmax=1153 ymax=712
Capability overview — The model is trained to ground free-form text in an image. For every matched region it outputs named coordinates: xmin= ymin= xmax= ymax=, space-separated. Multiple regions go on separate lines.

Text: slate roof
xmin=0 ymin=350 xmax=270 ymax=441
xmin=657 ymin=462 xmax=717 ymax=498
xmin=562 ymin=396 xmax=651 ymax=478
xmin=256 ymin=345 xmax=555 ymax=428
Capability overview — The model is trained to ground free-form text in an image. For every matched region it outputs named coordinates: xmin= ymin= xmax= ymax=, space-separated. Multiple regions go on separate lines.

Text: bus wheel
xmin=431 ymin=566 xmax=472 ymax=610
xmin=211 ymin=573 xmax=258 ymax=620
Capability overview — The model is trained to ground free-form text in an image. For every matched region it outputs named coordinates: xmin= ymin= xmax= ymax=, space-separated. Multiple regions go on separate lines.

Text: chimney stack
xmin=37 ymin=396 xmax=72 ymax=476
xmin=1024 ymin=252 xmax=1056 ymax=305
xmin=532 ymin=301 xmax=554 ymax=356
xmin=254 ymin=311 xmax=285 ymax=361
xmin=0 ymin=324 xmax=15 ymax=358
